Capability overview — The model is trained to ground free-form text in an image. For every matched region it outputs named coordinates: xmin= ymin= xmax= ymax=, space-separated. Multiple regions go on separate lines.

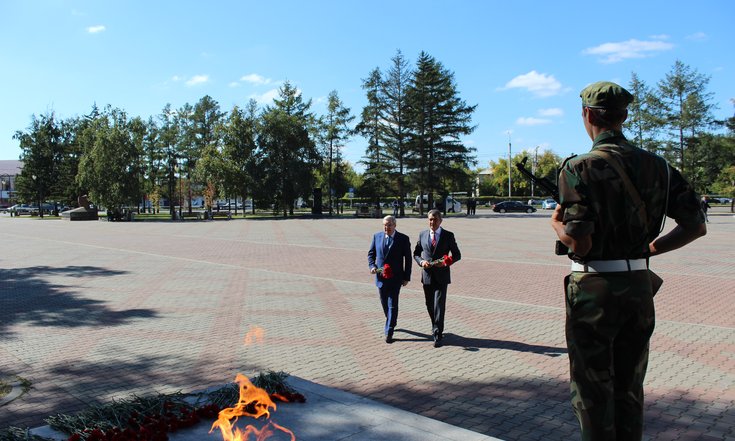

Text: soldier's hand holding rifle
xmin=515 ymin=156 xmax=569 ymax=255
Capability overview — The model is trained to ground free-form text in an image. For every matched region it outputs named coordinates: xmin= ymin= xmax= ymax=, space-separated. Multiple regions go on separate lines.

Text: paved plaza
xmin=1 ymin=207 xmax=733 ymax=440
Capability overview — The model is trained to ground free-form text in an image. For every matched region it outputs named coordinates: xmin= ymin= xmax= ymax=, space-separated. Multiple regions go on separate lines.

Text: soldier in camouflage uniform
xmin=550 ymin=81 xmax=707 ymax=440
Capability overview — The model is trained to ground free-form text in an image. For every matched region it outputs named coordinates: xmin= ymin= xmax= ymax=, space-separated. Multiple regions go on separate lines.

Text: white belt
xmin=571 ymin=259 xmax=648 ymax=273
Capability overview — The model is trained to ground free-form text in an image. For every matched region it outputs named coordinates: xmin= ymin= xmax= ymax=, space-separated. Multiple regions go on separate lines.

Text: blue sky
xmin=1 ymin=0 xmax=734 ymax=170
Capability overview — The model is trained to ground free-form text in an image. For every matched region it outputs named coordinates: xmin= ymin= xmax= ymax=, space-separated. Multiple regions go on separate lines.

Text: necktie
xmin=431 ymin=232 xmax=436 ymax=247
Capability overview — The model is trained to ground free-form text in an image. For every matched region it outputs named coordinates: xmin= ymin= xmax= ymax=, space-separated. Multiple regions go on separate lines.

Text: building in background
xmin=0 ymin=160 xmax=23 ymax=208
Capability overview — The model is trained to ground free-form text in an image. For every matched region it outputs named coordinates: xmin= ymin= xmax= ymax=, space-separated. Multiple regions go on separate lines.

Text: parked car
xmin=541 ymin=199 xmax=557 ymax=210
xmin=8 ymin=204 xmax=39 ymax=215
xmin=708 ymin=196 xmax=732 ymax=204
xmin=492 ymin=201 xmax=537 ymax=213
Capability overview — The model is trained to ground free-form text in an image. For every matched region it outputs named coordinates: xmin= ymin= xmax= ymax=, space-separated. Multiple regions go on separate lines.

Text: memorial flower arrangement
xmin=9 ymin=371 xmax=306 ymax=441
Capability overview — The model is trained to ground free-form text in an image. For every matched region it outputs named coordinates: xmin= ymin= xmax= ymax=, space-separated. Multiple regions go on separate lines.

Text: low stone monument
xmin=61 ymin=195 xmax=99 ymax=221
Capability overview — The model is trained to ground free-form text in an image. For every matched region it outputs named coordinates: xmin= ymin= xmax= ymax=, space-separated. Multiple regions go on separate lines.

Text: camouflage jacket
xmin=559 ymin=130 xmax=704 ymax=261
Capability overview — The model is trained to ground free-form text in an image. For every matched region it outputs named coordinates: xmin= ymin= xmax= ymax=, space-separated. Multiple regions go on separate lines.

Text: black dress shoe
xmin=385 ymin=333 xmax=394 ymax=344
xmin=433 ymin=334 xmax=442 ymax=348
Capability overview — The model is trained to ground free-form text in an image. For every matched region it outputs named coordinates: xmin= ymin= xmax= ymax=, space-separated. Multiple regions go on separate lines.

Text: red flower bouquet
xmin=429 ymin=254 xmax=453 ymax=267
xmin=376 ymin=263 xmax=393 ymax=279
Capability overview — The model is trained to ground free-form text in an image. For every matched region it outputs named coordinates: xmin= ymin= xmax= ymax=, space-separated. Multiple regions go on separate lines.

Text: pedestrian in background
xmin=551 ymin=81 xmax=706 ymax=440
xmin=701 ymin=196 xmax=711 ymax=222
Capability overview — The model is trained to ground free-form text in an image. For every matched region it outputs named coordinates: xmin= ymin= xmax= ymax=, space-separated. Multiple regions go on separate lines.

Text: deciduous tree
xmin=258 ymin=81 xmax=320 ymax=216
xmin=14 ymin=112 xmax=68 ymax=216
xmin=77 ymin=106 xmax=142 ymax=213
xmin=221 ymin=100 xmax=259 ymax=214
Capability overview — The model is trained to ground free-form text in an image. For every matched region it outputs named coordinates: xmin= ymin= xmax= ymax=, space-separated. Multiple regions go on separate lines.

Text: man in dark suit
xmin=368 ymin=215 xmax=412 ymax=343
xmin=414 ymin=209 xmax=461 ymax=347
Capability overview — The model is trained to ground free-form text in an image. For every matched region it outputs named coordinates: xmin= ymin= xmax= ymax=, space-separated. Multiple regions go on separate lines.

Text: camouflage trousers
xmin=565 ymin=270 xmax=656 ymax=441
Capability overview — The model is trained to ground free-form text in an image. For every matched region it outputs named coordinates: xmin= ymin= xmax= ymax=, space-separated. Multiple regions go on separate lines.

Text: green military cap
xmin=580 ymin=81 xmax=634 ymax=109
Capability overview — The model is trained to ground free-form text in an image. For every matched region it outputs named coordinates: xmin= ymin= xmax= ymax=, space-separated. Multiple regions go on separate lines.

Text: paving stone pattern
xmin=1 ymin=207 xmax=733 ymax=440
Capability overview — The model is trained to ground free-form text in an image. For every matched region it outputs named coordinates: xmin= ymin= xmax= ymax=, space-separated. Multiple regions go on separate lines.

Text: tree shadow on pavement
xmin=2 ymin=354 xmax=731 ymax=441
xmin=0 ymin=354 xmax=222 ymax=430
xmin=0 ymin=266 xmax=158 ymax=339
xmin=359 ymin=377 xmax=733 ymax=441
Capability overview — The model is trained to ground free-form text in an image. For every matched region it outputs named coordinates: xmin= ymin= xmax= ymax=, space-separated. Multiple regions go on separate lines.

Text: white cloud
xmin=502 ymin=71 xmax=562 ymax=97
xmin=171 ymin=75 xmax=182 ymax=82
xmin=87 ymin=25 xmax=106 ymax=34
xmin=516 ymin=117 xmax=551 ymax=126
xmin=515 ymin=108 xmax=561 ymax=127
xmin=686 ymin=32 xmax=708 ymax=41
xmin=582 ymin=38 xmax=674 ymax=63
xmin=538 ymin=108 xmax=563 ymax=117
xmin=186 ymin=75 xmax=209 ymax=86
xmin=249 ymin=88 xmax=280 ymax=104
xmin=240 ymin=73 xmax=272 ymax=85
xmin=228 ymin=82 xmax=240 ymax=88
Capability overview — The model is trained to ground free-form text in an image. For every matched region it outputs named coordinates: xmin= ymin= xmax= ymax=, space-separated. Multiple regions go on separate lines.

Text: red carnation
xmin=381 ymin=263 xmax=393 ymax=279
xmin=443 ymin=254 xmax=453 ymax=266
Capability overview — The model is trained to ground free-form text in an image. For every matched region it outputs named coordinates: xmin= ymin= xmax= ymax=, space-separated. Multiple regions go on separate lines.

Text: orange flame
xmin=244 ymin=326 xmax=265 ymax=345
xmin=209 ymin=373 xmax=295 ymax=441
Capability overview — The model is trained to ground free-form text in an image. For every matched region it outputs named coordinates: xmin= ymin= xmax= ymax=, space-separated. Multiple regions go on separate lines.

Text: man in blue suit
xmin=414 ymin=209 xmax=461 ymax=347
xmin=368 ymin=215 xmax=412 ymax=343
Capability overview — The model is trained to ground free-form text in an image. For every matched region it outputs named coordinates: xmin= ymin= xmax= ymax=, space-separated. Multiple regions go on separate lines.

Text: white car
xmin=541 ymin=199 xmax=557 ymax=210
xmin=8 ymin=204 xmax=38 ymax=215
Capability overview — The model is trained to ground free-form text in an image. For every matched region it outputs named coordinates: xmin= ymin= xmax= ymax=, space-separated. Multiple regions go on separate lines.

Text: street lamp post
xmin=175 ymin=164 xmax=182 ymax=219
xmin=506 ymin=131 xmax=512 ymax=198
xmin=31 ymin=174 xmax=43 ymax=218
xmin=186 ymin=164 xmax=192 ymax=216
xmin=168 ymin=155 xmax=175 ymax=220
xmin=531 ymin=146 xmax=539 ymax=199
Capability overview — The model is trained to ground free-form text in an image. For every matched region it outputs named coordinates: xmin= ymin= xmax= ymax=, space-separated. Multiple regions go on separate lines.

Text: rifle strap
xmin=589 ymin=149 xmax=648 ymax=228
xmin=591 ymin=147 xmax=669 ymax=292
